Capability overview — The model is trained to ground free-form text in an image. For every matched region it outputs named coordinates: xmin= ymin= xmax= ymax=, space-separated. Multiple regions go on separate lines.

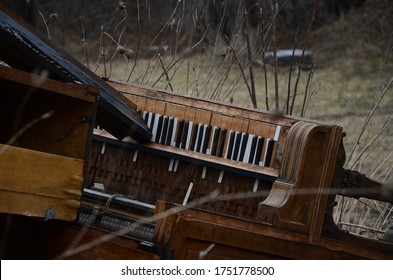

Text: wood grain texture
xmin=0 ymin=144 xmax=83 ymax=221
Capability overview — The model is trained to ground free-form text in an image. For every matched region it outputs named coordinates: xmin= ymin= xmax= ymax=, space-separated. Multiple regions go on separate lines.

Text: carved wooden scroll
xmin=257 ymin=121 xmax=343 ymax=242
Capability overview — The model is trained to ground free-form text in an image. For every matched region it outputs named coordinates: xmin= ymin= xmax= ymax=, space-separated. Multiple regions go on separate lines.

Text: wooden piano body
xmin=0 ymin=4 xmax=392 ymax=259
xmin=84 ymin=81 xmax=393 ymax=259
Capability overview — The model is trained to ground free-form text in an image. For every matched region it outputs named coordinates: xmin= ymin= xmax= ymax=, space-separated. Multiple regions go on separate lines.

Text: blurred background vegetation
xmin=2 ymin=0 xmax=391 ymax=57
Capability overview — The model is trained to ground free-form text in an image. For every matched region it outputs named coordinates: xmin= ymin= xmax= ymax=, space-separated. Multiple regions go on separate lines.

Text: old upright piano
xmin=0 ymin=4 xmax=392 ymax=259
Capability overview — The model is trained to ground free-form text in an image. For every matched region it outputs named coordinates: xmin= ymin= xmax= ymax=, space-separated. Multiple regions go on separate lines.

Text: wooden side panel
xmin=0 ymin=144 xmax=83 ymax=221
xmin=0 ymin=66 xmax=96 ymax=160
xmin=152 ymin=202 xmax=386 ymax=259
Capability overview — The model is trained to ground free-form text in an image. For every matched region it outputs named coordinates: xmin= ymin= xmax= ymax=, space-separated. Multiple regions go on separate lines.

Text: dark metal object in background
xmin=265 ymin=49 xmax=313 ymax=68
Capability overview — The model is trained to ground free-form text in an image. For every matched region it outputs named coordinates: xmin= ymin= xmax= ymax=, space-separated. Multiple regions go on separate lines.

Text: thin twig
xmin=258 ymin=6 xmax=269 ymax=111
xmin=126 ymin=23 xmax=143 ymax=82
xmin=301 ymin=63 xmax=314 ymax=117
xmin=151 ymin=27 xmax=209 ymax=88
xmin=350 ymin=112 xmax=393 ymax=169
xmin=158 ymin=54 xmax=174 ymax=91
xmin=227 ymin=37 xmax=253 ymax=105
xmin=290 ymin=0 xmax=319 ymax=115
xmin=287 ymin=28 xmax=299 ymax=114
xmin=267 ymin=0 xmax=279 ymax=111
xmin=242 ymin=0 xmax=257 ymax=108
xmin=347 ymin=34 xmax=393 ymax=165
xmin=147 ymin=0 xmax=182 ymax=49
xmin=80 ymin=17 xmax=90 ymax=69
xmin=0 ymin=111 xmax=54 ymax=156
xmin=38 ymin=10 xmax=50 ymax=39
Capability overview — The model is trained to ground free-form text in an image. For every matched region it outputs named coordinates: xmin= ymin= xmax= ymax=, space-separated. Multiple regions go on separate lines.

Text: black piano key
xmin=160 ymin=116 xmax=169 ymax=144
xmin=154 ymin=115 xmax=164 ymax=143
xmin=181 ymin=121 xmax=190 ymax=149
xmin=231 ymin=132 xmax=242 ymax=160
xmin=210 ymin=127 xmax=221 ymax=156
xmin=264 ymin=139 xmax=275 ymax=167
xmin=165 ymin=118 xmax=175 ymax=145
xmin=226 ymin=131 xmax=236 ymax=159
xmin=149 ymin=113 xmax=156 ymax=128
xmin=202 ymin=125 xmax=212 ymax=154
xmin=248 ymin=135 xmax=258 ymax=163
xmin=150 ymin=113 xmax=158 ymax=140
xmin=254 ymin=137 xmax=265 ymax=165
xmin=190 ymin=123 xmax=199 ymax=151
xmin=143 ymin=111 xmax=149 ymax=124
xmin=175 ymin=120 xmax=185 ymax=148
xmin=217 ymin=129 xmax=227 ymax=157
xmin=196 ymin=124 xmax=204 ymax=152
xmin=238 ymin=133 xmax=249 ymax=161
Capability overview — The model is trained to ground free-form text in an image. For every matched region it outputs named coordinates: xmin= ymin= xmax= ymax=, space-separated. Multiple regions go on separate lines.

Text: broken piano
xmin=0 ymin=4 xmax=392 ymax=259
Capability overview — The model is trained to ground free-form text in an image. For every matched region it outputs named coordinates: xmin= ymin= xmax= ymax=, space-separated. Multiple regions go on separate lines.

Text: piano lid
xmin=0 ymin=4 xmax=152 ymax=143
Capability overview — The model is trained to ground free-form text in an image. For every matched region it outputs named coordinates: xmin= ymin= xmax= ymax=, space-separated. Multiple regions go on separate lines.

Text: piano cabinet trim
xmin=257 ymin=122 xmax=343 ymax=242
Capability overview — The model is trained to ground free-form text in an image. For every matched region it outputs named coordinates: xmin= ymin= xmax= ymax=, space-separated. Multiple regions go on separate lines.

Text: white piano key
xmin=218 ymin=170 xmax=225 ymax=183
xmin=151 ymin=113 xmax=160 ymax=141
xmin=208 ymin=126 xmax=219 ymax=155
xmin=264 ymin=138 xmax=275 ymax=167
xmin=170 ymin=118 xmax=178 ymax=146
xmin=254 ymin=136 xmax=265 ymax=165
xmin=199 ymin=125 xmax=208 ymax=153
xmin=243 ymin=134 xmax=254 ymax=163
xmin=100 ymin=142 xmax=106 ymax=154
xmin=233 ymin=131 xmax=243 ymax=160
xmin=201 ymin=166 xmax=207 ymax=179
xmin=159 ymin=115 xmax=169 ymax=143
xmin=182 ymin=182 xmax=194 ymax=206
xmin=168 ymin=158 xmax=174 ymax=171
xmin=132 ymin=150 xmax=139 ymax=162
xmin=193 ymin=123 xmax=201 ymax=152
xmin=274 ymin=125 xmax=281 ymax=141
xmin=173 ymin=159 xmax=180 ymax=172
xmin=237 ymin=132 xmax=247 ymax=161
xmin=253 ymin=178 xmax=259 ymax=192
xmin=230 ymin=131 xmax=238 ymax=160
xmin=261 ymin=138 xmax=273 ymax=166
xmin=185 ymin=121 xmax=193 ymax=150
xmin=155 ymin=115 xmax=164 ymax=143
xmin=202 ymin=125 xmax=212 ymax=154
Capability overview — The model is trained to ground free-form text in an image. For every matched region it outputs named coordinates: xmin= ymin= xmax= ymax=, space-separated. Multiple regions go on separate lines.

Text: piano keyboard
xmin=143 ymin=111 xmax=281 ymax=167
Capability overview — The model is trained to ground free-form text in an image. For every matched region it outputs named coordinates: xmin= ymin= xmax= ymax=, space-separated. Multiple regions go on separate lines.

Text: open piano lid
xmin=0 ymin=4 xmax=152 ymax=143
